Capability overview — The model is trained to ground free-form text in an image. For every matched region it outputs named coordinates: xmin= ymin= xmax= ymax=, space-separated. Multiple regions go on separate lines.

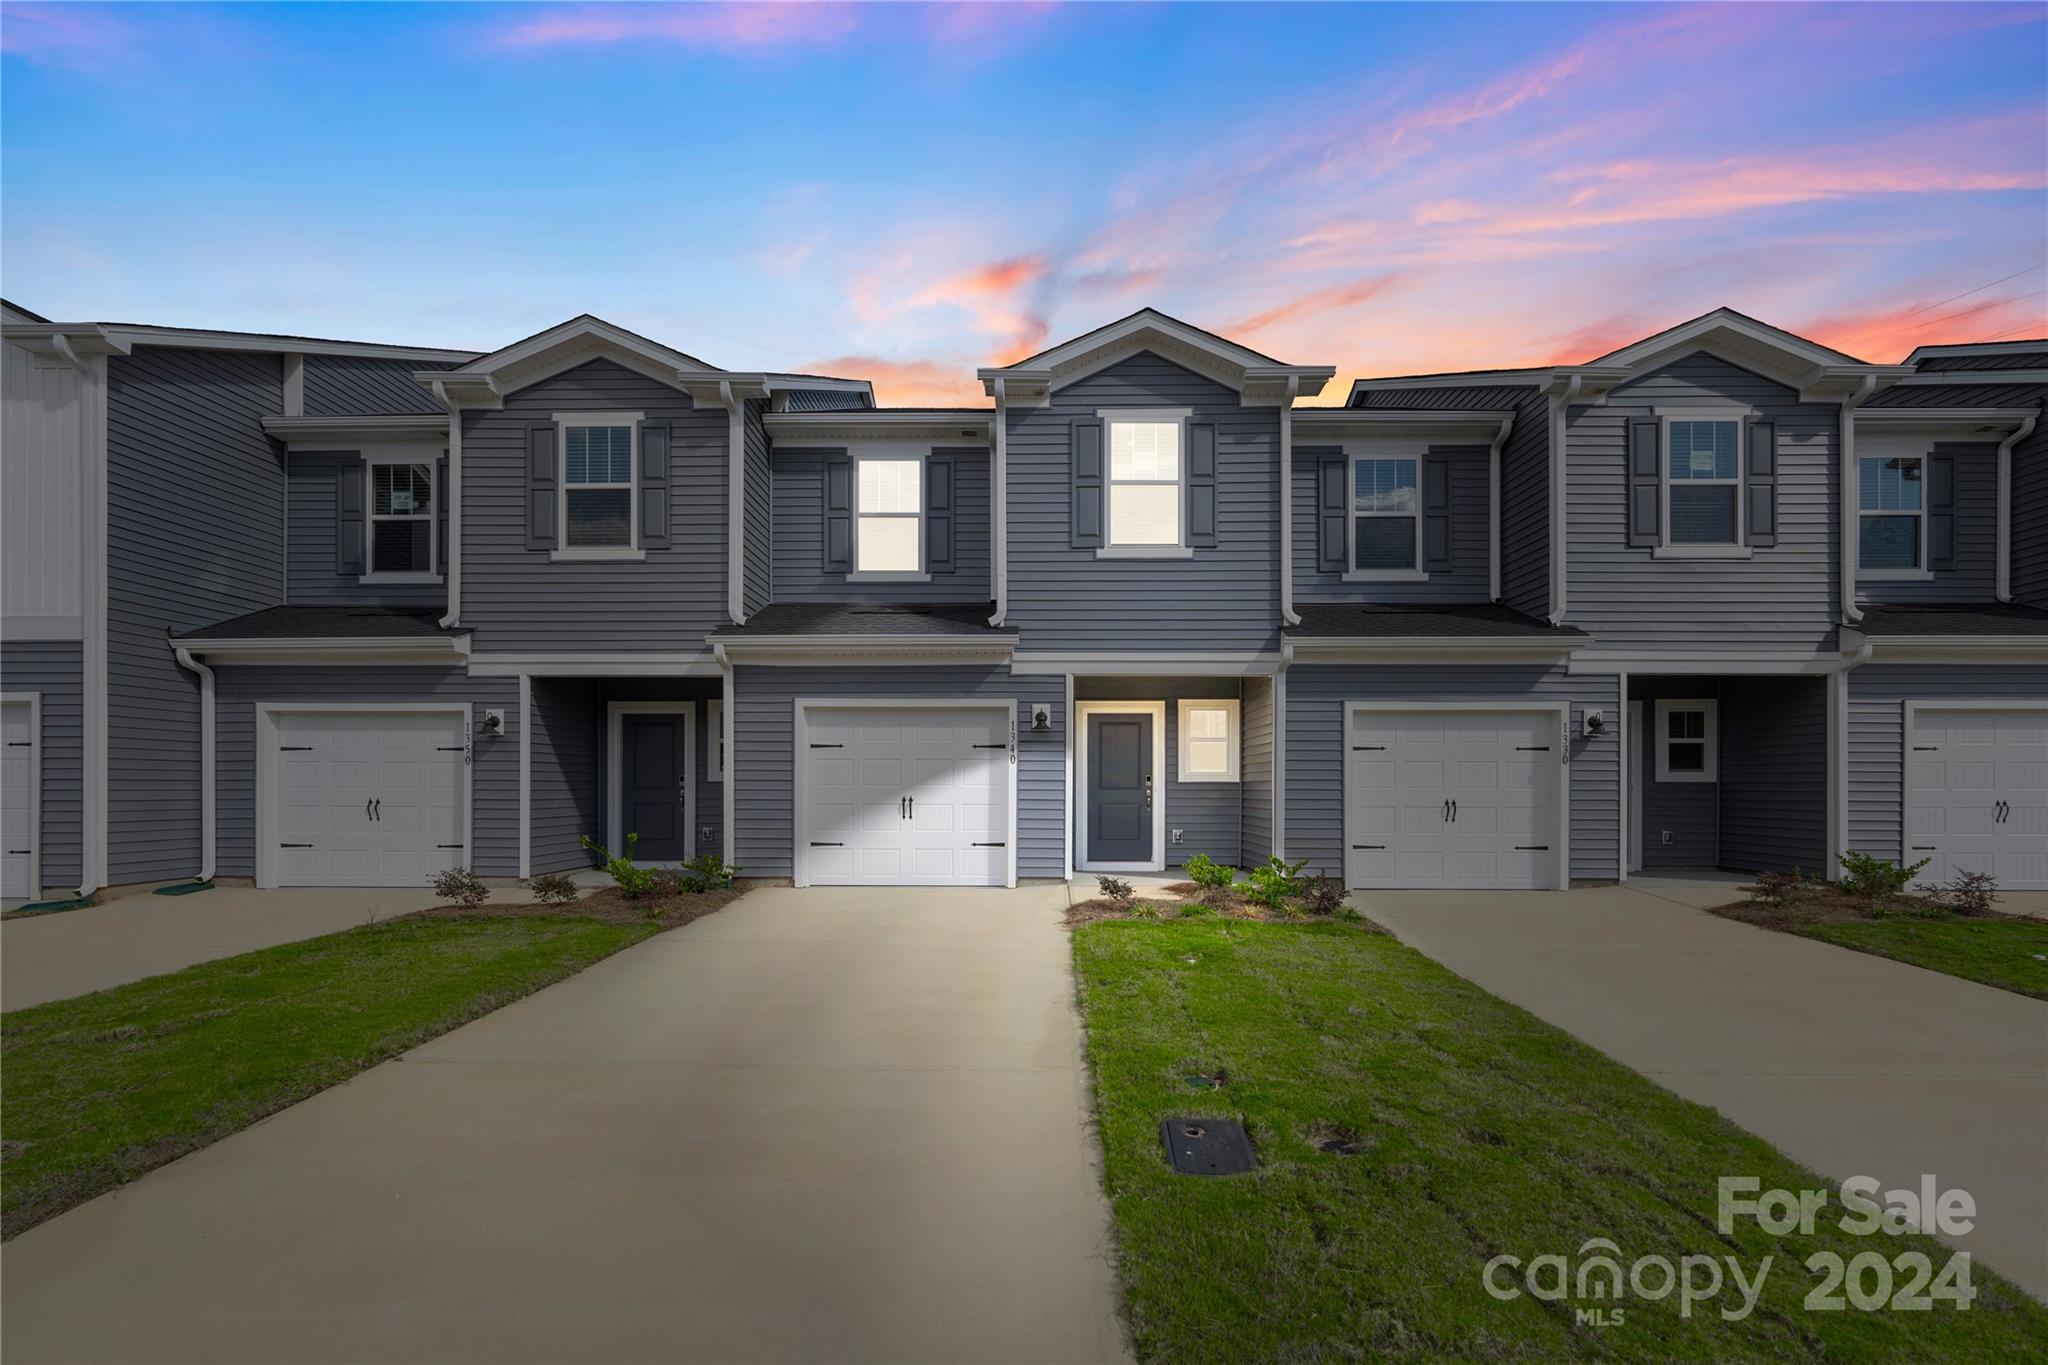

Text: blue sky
xmin=4 ymin=2 xmax=2044 ymax=402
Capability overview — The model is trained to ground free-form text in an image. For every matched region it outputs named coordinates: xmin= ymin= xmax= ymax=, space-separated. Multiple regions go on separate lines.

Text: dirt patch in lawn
xmin=406 ymin=881 xmax=757 ymax=930
xmin=1065 ymin=886 xmax=1388 ymax=932
xmin=1706 ymin=883 xmax=2035 ymax=932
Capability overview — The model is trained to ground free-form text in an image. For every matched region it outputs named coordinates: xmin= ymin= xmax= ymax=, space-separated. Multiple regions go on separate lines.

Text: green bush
xmin=1298 ymin=875 xmax=1347 ymax=916
xmin=581 ymin=833 xmax=658 ymax=899
xmin=1182 ymin=853 xmax=1236 ymax=891
xmin=1838 ymin=850 xmax=1930 ymax=907
xmin=681 ymin=852 xmax=740 ymax=891
xmin=1243 ymin=856 xmax=1308 ymax=910
xmin=1096 ymin=875 xmax=1135 ymax=906
xmin=528 ymin=872 xmax=579 ymax=905
xmin=428 ymin=866 xmax=491 ymax=906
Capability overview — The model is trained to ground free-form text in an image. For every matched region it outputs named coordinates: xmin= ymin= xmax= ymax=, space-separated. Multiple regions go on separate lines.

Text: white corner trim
xmin=1547 ymin=374 xmax=1579 ymax=624
xmin=171 ymin=648 xmax=216 ymax=883
xmin=1271 ymin=664 xmax=1287 ymax=860
xmin=1827 ymin=670 xmax=1846 ymax=878
xmin=83 ymin=353 xmax=108 ymax=892
xmin=434 ymin=378 xmax=464 ymax=630
xmin=2 ymin=691 xmax=42 ymax=899
xmin=1618 ymin=676 xmax=1631 ymax=882
xmin=989 ymin=377 xmax=1008 ymax=627
xmin=1074 ymin=699 xmax=1168 ymax=873
xmin=1995 ymin=410 xmax=2036 ymax=601
xmin=517 ymin=674 xmax=532 ymax=880
xmin=716 ymin=647 xmax=736 ymax=866
xmin=1838 ymin=374 xmax=1878 ymax=626
xmin=1279 ymin=375 xmax=1301 ymax=626
xmin=712 ymin=380 xmax=747 ymax=626
xmin=605 ymin=702 xmax=695 ymax=866
xmin=1061 ymin=671 xmax=1076 ymax=879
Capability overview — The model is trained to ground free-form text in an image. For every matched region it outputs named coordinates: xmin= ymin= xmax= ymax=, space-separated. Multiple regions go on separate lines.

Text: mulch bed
xmin=405 ymin=880 xmax=757 ymax=930
xmin=1706 ymin=883 xmax=2026 ymax=931
xmin=1065 ymin=881 xmax=1387 ymax=932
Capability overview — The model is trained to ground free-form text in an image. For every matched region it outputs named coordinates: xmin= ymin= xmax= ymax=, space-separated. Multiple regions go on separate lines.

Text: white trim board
xmin=2 ymin=692 xmax=43 ymax=899
xmin=1074 ymin=700 xmax=1168 ymax=874
xmin=606 ymin=702 xmax=696 ymax=867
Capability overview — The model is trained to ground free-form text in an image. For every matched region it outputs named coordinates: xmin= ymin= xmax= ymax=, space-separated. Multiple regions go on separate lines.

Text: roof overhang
xmin=416 ymin=316 xmax=766 ymax=408
xmin=1905 ymin=339 xmax=2048 ymax=363
xmin=5 ymin=321 xmax=472 ymax=364
xmin=1838 ymin=628 xmax=2047 ymax=664
xmin=1292 ymin=408 xmax=1517 ymax=442
xmin=979 ymin=310 xmax=1333 ymax=406
xmin=175 ymin=636 xmax=469 ymax=666
xmin=1284 ymin=636 xmax=1585 ymax=665
xmin=714 ymin=636 xmax=1018 ymax=665
xmin=1853 ymin=407 xmax=2041 ymax=439
xmin=262 ymin=414 xmax=450 ymax=447
xmin=1586 ymin=310 xmax=1914 ymax=402
xmin=763 ymin=410 xmax=993 ymax=443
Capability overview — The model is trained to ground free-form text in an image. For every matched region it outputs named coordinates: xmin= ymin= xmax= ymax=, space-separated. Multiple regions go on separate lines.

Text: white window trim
xmin=705 ymin=698 xmax=725 ymax=782
xmin=359 ymin=447 xmax=443 ymax=584
xmin=1345 ymin=442 xmax=1425 ymax=581
xmin=1653 ymin=698 xmax=1718 ymax=783
xmin=556 ymin=410 xmax=642 ymax=558
xmin=1857 ymin=449 xmax=1932 ymax=581
xmin=1176 ymin=697 xmax=1240 ymax=784
xmin=1659 ymin=410 xmax=1745 ymax=551
xmin=850 ymin=449 xmax=927 ymax=580
xmin=1098 ymin=407 xmax=1191 ymax=553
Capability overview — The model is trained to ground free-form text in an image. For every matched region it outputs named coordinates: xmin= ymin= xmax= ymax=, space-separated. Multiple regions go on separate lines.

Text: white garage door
xmin=3 ymin=701 xmax=34 ymax=899
xmin=1344 ymin=707 xmax=1560 ymax=890
xmin=273 ymin=710 xmax=467 ymax=888
xmin=1907 ymin=707 xmax=2048 ymax=891
xmin=802 ymin=706 xmax=1011 ymax=886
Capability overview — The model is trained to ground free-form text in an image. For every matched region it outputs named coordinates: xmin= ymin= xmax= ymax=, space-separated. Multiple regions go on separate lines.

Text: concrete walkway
xmin=1359 ymin=879 xmax=2048 ymax=1300
xmin=1 ymin=885 xmax=1129 ymax=1365
xmin=3 ymin=885 xmax=483 ymax=1010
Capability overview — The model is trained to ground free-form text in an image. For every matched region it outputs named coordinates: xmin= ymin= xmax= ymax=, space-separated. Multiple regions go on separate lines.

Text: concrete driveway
xmin=1 ymin=885 xmax=1129 ymax=1365
xmin=1359 ymin=878 xmax=2048 ymax=1301
xmin=3 ymin=885 xmax=470 ymax=1010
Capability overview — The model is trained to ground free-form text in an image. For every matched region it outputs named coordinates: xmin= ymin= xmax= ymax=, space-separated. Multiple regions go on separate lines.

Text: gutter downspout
xmin=434 ymin=380 xmax=463 ymax=629
xmin=1546 ymin=374 xmax=1581 ymax=625
xmin=989 ymin=378 xmax=1008 ymax=627
xmin=1489 ymin=416 xmax=1511 ymax=603
xmin=1279 ymin=375 xmax=1302 ymax=627
xmin=173 ymin=646 xmax=216 ymax=884
xmin=1995 ymin=410 xmax=2037 ymax=602
xmin=1838 ymin=374 xmax=1877 ymax=626
xmin=713 ymin=642 xmax=735 ymax=867
xmin=719 ymin=381 xmax=748 ymax=625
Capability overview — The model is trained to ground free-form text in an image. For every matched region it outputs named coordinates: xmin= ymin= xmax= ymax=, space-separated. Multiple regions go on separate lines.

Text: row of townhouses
xmin=2 ymin=300 xmax=2043 ymax=901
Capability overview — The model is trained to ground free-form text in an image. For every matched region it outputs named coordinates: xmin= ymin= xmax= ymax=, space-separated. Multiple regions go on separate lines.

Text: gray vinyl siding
xmin=286 ymin=453 xmax=445 ymax=608
xmin=1718 ymin=676 xmax=1828 ymax=875
xmin=1847 ymin=665 xmax=2048 ymax=863
xmin=0 ymin=640 xmax=83 ymax=891
xmin=1632 ymin=676 xmax=1721 ymax=869
xmin=211 ymin=667 xmax=520 ymax=878
xmin=527 ymin=678 xmax=721 ymax=874
xmin=743 ymin=400 xmax=773 ymax=617
xmin=1291 ymin=443 xmax=1489 ymax=603
xmin=1283 ymin=665 xmax=1620 ymax=882
xmin=302 ymin=357 xmax=457 ymax=417
xmin=2009 ymin=419 xmax=2048 ymax=605
xmin=1567 ymin=354 xmax=1837 ymax=651
xmin=1353 ymin=384 xmax=1549 ymax=615
xmin=771 ymin=446 xmax=992 ymax=603
xmin=1075 ymin=677 xmax=1240 ymax=868
xmin=1856 ymin=442 xmax=1998 ymax=605
xmin=1241 ymin=674 xmax=1274 ymax=865
xmin=458 ymin=359 xmax=726 ymax=654
xmin=107 ymin=346 xmax=286 ymax=884
xmin=732 ymin=665 xmax=1063 ymax=878
xmin=1006 ymin=353 xmax=1280 ymax=651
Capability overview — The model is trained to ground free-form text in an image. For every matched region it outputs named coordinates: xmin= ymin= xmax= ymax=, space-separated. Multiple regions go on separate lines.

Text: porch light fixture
xmin=1030 ymin=704 xmax=1052 ymax=733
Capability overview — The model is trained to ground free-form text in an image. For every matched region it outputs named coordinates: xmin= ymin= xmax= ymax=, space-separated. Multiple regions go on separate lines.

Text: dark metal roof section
xmin=780 ymin=388 xmax=872 ymax=412
xmin=1285 ymin=603 xmax=1587 ymax=639
xmin=1853 ymin=604 xmax=2048 ymax=637
xmin=712 ymin=602 xmax=1004 ymax=637
xmin=174 ymin=606 xmax=457 ymax=641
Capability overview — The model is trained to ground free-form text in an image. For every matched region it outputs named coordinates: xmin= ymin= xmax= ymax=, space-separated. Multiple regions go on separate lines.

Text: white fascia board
xmin=188 ymin=645 xmax=467 ymax=666
xmin=1010 ymin=651 xmax=1282 ymax=676
xmin=1891 ymin=369 xmax=2048 ymax=386
xmin=978 ymin=313 xmax=1330 ymax=399
xmin=262 ymin=414 xmax=450 ymax=446
xmin=1568 ymin=649 xmax=1844 ymax=675
xmin=1291 ymin=409 xmax=1517 ymax=440
xmin=717 ymin=635 xmax=1017 ymax=659
xmin=5 ymin=322 xmax=472 ymax=362
xmin=444 ymin=317 xmax=703 ymax=382
xmin=1 ymin=324 xmax=132 ymax=359
xmin=465 ymin=653 xmax=721 ymax=677
xmin=1283 ymin=639 xmax=1582 ymax=665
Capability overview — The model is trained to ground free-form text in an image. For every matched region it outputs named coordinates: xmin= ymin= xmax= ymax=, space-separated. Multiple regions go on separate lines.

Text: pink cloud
xmin=1230 ymin=274 xmax=1403 ymax=338
xmin=492 ymin=3 xmax=861 ymax=52
xmin=1803 ymin=289 xmax=2048 ymax=364
xmin=0 ymin=2 xmax=140 ymax=69
xmin=802 ymin=353 xmax=988 ymax=408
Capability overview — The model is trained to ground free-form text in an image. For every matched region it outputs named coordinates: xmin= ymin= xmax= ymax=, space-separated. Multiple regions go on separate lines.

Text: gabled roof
xmin=978 ymin=306 xmax=1335 ymax=406
xmin=416 ymin=313 xmax=724 ymax=401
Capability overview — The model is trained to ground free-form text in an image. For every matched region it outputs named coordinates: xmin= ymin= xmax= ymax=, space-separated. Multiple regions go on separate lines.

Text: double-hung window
xmin=1177 ymin=698 xmax=1240 ymax=783
xmin=561 ymin=418 xmax=636 ymax=551
xmin=1858 ymin=454 xmax=1925 ymax=573
xmin=367 ymin=459 xmax=435 ymax=577
xmin=1664 ymin=419 xmax=1741 ymax=545
xmin=1653 ymin=699 xmax=1718 ymax=783
xmin=1106 ymin=414 xmax=1183 ymax=548
xmin=855 ymin=455 xmax=922 ymax=575
xmin=1351 ymin=456 xmax=1420 ymax=572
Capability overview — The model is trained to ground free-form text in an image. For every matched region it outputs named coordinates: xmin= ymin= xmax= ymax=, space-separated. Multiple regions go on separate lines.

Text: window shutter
xmin=822 ymin=453 xmax=853 ymax=573
xmin=436 ymin=456 xmax=449 ymax=574
xmin=1929 ymin=451 xmax=1956 ymax=570
xmin=1627 ymin=417 xmax=1660 ymax=548
xmin=1071 ymin=417 xmax=1104 ymax=548
xmin=925 ymin=453 xmax=957 ymax=574
xmin=1745 ymin=419 xmax=1777 ymax=548
xmin=337 ymin=461 xmax=366 ymax=575
xmin=1315 ymin=451 xmax=1346 ymax=572
xmin=1186 ymin=420 xmax=1218 ymax=548
xmin=639 ymin=421 xmax=671 ymax=550
xmin=526 ymin=422 xmax=558 ymax=552
xmin=1422 ymin=455 xmax=1453 ymax=572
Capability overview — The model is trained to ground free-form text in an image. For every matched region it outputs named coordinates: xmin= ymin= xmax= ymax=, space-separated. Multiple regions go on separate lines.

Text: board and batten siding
xmin=1718 ymin=675 xmax=1828 ymax=875
xmin=1005 ymin=353 xmax=1281 ymax=652
xmin=1353 ymin=383 xmax=1550 ymax=618
xmin=1290 ymin=442 xmax=1490 ymax=604
xmin=1241 ymin=674 xmax=1275 ymax=865
xmin=458 ymin=359 xmax=727 ymax=654
xmin=1856 ymin=442 xmax=1999 ymax=606
xmin=302 ymin=356 xmax=458 ymax=417
xmin=211 ymin=666 xmax=519 ymax=878
xmin=0 ymin=640 xmax=84 ymax=891
xmin=743 ymin=400 xmax=773 ymax=617
xmin=771 ymin=446 xmax=992 ymax=604
xmin=107 ymin=346 xmax=286 ymax=884
xmin=1076 ymin=676 xmax=1241 ymax=868
xmin=3 ymin=338 xmax=87 ymax=626
xmin=286 ymin=454 xmax=446 ymax=608
xmin=1284 ymin=665 xmax=1620 ymax=882
xmin=1846 ymin=665 xmax=2048 ymax=864
xmin=1566 ymin=354 xmax=1838 ymax=652
xmin=732 ymin=665 xmax=1063 ymax=879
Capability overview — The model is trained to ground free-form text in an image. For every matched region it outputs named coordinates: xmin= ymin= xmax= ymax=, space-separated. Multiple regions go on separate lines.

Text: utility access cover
xmin=1161 ymin=1117 xmax=1255 ymax=1175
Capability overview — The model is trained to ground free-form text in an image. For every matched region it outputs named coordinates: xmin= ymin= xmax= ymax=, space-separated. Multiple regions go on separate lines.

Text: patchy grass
xmin=1710 ymin=886 xmax=2048 ymax=1002
xmin=1073 ymin=918 xmax=2047 ymax=1363
xmin=0 ymin=896 xmax=741 ymax=1238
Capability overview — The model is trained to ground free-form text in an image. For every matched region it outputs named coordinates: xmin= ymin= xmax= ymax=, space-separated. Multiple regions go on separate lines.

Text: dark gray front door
xmin=1087 ymin=712 xmax=1153 ymax=865
xmin=622 ymin=715 xmax=687 ymax=861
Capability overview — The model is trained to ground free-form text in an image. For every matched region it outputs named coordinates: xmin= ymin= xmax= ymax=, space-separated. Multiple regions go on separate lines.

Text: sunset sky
xmin=3 ymin=1 xmax=2044 ymax=404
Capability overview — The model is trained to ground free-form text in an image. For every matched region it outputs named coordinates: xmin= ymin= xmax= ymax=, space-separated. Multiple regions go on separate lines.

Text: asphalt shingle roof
xmin=173 ymin=606 xmax=456 ymax=641
xmin=1285 ymin=602 xmax=1587 ymax=639
xmin=1853 ymin=603 xmax=2048 ymax=637
xmin=712 ymin=602 xmax=1004 ymax=637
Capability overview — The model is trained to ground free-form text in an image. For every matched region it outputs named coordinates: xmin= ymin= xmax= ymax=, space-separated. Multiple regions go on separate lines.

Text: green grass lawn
xmin=2 ymin=913 xmax=657 ymax=1238
xmin=1074 ymin=918 xmax=2047 ymax=1363
xmin=1786 ymin=915 xmax=2048 ymax=1001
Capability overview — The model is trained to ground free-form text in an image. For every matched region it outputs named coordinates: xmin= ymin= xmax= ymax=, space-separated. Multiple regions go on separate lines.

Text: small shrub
xmin=1749 ymin=870 xmax=1802 ymax=906
xmin=682 ymin=852 xmax=740 ymax=891
xmin=428 ymin=866 xmax=490 ymax=907
xmin=1298 ymin=875 xmax=1347 ymax=916
xmin=582 ymin=832 xmax=658 ymax=899
xmin=529 ymin=872 xmax=579 ymax=905
xmin=649 ymin=867 xmax=690 ymax=899
xmin=1179 ymin=902 xmax=1215 ymax=919
xmin=1096 ymin=875 xmax=1135 ymax=907
xmin=1931 ymin=869 xmax=2000 ymax=916
xmin=1244 ymin=856 xmax=1308 ymax=910
xmin=1837 ymin=851 xmax=1929 ymax=906
xmin=1182 ymin=853 xmax=1236 ymax=892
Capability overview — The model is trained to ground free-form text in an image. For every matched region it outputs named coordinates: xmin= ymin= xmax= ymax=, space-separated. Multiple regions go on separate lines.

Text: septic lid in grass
xmin=1161 ymin=1117 xmax=1255 ymax=1175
